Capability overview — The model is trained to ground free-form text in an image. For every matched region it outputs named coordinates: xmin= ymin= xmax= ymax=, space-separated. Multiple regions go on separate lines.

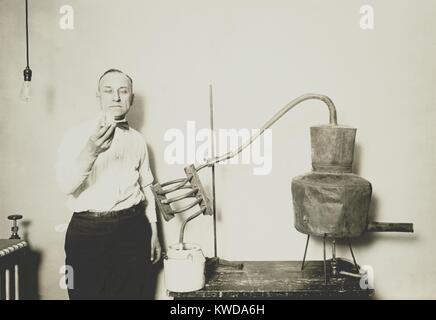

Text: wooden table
xmin=169 ymin=260 xmax=374 ymax=299
xmin=0 ymin=239 xmax=28 ymax=300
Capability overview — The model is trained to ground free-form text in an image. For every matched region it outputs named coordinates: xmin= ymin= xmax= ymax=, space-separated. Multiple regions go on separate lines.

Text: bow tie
xmin=114 ymin=120 xmax=129 ymax=130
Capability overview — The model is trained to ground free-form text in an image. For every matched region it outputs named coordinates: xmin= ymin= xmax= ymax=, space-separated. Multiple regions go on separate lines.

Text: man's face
xmin=97 ymin=72 xmax=134 ymax=120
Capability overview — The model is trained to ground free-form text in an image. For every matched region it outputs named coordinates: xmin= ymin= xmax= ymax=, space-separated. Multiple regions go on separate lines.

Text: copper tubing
xmin=367 ymin=222 xmax=414 ymax=233
xmin=172 ymin=198 xmax=203 ymax=214
xmin=161 ymin=188 xmax=199 ymax=204
xmin=179 ymin=208 xmax=206 ymax=244
xmin=339 ymin=270 xmax=365 ymax=278
xmin=195 ymin=93 xmax=338 ymax=171
xmin=161 ymin=178 xmax=186 ymax=187
xmin=157 ymin=177 xmax=191 ymax=195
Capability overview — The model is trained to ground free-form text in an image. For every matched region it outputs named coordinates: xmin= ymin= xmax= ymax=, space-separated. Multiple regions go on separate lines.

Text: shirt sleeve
xmin=55 ymin=124 xmax=95 ymax=195
xmin=143 ymin=185 xmax=157 ymax=223
xmin=139 ymin=139 xmax=157 ymax=223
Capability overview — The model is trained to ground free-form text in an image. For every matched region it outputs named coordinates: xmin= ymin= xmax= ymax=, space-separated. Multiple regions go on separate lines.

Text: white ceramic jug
xmin=163 ymin=243 xmax=206 ymax=292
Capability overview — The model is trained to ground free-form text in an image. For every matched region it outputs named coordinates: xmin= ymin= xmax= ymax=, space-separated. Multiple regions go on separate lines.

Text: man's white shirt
xmin=56 ymin=118 xmax=157 ymax=223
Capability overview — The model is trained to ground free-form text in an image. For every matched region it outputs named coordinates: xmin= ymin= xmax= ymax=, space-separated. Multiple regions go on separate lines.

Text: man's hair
xmin=98 ymin=68 xmax=133 ymax=91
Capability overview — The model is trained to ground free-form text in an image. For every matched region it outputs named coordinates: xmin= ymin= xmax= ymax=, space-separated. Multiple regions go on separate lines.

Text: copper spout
xmin=367 ymin=222 xmax=414 ymax=233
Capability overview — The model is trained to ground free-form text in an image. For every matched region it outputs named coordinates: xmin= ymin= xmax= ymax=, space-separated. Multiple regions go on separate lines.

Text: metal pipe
xmin=179 ymin=208 xmax=206 ymax=244
xmin=195 ymin=94 xmax=338 ymax=171
xmin=172 ymin=198 xmax=202 ymax=214
xmin=301 ymin=234 xmax=310 ymax=271
xmin=161 ymin=188 xmax=198 ymax=204
xmin=160 ymin=177 xmax=186 ymax=187
xmin=367 ymin=222 xmax=414 ymax=233
xmin=348 ymin=238 xmax=360 ymax=273
xmin=339 ymin=270 xmax=364 ymax=278
xmin=158 ymin=177 xmax=191 ymax=195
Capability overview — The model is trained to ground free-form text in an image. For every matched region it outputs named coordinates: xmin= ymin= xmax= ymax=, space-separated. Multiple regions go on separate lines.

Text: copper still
xmin=293 ymin=125 xmax=372 ymax=238
xmin=291 ymin=106 xmax=413 ymax=283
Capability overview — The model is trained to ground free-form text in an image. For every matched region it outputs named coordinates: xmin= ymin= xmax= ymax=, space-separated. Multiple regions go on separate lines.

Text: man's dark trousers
xmin=64 ymin=201 xmax=152 ymax=300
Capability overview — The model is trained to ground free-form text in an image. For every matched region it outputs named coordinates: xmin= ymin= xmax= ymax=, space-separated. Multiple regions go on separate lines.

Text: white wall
xmin=0 ymin=0 xmax=435 ymax=299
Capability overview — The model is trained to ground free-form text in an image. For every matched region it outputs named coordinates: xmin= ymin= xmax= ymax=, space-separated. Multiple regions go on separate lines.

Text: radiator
xmin=0 ymin=240 xmax=27 ymax=300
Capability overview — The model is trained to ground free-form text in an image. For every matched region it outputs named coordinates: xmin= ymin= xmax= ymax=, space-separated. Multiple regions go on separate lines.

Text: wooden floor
xmin=169 ymin=259 xmax=374 ymax=299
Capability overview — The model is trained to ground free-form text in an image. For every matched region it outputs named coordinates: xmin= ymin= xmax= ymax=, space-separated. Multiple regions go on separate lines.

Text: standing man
xmin=56 ymin=69 xmax=161 ymax=300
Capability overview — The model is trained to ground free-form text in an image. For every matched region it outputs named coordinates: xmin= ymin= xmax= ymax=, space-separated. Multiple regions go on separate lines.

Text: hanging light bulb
xmin=20 ymin=0 xmax=32 ymax=102
xmin=20 ymin=67 xmax=32 ymax=102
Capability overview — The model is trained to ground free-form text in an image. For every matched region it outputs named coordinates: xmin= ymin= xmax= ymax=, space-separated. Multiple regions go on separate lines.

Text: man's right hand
xmin=86 ymin=123 xmax=116 ymax=157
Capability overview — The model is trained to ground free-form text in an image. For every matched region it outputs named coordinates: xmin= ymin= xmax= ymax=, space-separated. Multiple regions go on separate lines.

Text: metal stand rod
xmin=210 ymin=84 xmax=218 ymax=258
xmin=205 ymin=85 xmax=243 ymax=271
xmin=301 ymin=234 xmax=310 ymax=271
xmin=347 ymin=238 xmax=360 ymax=272
xmin=323 ymin=234 xmax=327 ymax=285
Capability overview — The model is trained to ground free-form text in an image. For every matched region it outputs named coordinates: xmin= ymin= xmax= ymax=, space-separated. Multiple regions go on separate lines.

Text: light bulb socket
xmin=23 ymin=66 xmax=32 ymax=81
